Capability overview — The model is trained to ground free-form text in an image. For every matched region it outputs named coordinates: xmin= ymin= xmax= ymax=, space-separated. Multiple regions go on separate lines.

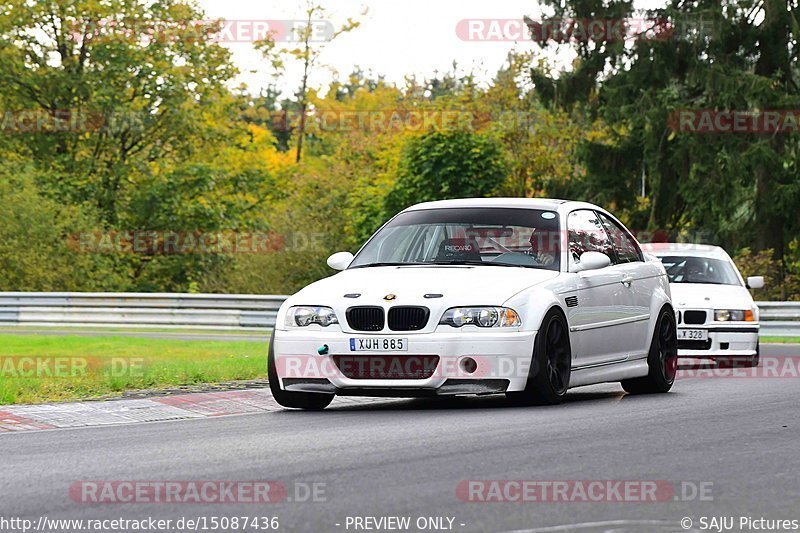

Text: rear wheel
xmin=507 ymin=308 xmax=571 ymax=406
xmin=621 ymin=308 xmax=677 ymax=394
xmin=267 ymin=332 xmax=334 ymax=410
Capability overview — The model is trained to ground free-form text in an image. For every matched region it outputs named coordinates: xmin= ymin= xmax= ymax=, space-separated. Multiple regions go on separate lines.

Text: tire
xmin=267 ymin=331 xmax=334 ymax=410
xmin=507 ymin=308 xmax=572 ymax=406
xmin=621 ymin=307 xmax=678 ymax=394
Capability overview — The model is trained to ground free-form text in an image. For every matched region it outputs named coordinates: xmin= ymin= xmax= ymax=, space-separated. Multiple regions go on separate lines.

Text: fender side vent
xmin=565 ymin=296 xmax=579 ymax=308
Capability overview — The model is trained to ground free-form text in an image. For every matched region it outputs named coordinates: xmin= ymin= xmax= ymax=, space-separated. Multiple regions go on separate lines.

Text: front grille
xmin=332 ymin=355 xmax=440 ymax=379
xmin=388 ymin=306 xmax=430 ymax=331
xmin=346 ymin=306 xmax=385 ymax=331
xmin=678 ymin=339 xmax=712 ymax=350
xmin=683 ymin=310 xmax=707 ymax=325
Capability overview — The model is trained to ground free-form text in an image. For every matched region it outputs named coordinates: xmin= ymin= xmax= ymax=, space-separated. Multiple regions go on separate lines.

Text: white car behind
xmin=269 ymin=198 xmax=678 ymax=410
xmin=642 ymin=243 xmax=764 ymax=366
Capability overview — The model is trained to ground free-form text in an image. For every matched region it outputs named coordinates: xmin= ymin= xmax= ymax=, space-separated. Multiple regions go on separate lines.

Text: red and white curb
xmin=0 ymin=389 xmax=379 ymax=433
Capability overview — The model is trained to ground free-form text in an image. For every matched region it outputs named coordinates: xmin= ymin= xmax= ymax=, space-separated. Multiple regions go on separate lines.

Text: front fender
xmin=647 ymin=274 xmax=673 ymax=341
xmin=503 ymin=287 xmax=564 ymax=333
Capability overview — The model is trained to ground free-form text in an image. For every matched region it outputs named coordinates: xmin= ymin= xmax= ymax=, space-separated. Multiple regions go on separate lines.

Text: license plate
xmin=349 ymin=337 xmax=408 ymax=352
xmin=677 ymin=329 xmax=708 ymax=341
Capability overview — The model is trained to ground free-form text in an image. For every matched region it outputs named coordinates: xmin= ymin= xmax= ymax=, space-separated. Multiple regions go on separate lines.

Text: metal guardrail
xmin=0 ymin=293 xmax=797 ymax=336
xmin=0 ymin=292 xmax=288 ymax=330
xmin=756 ymin=302 xmax=800 ymax=337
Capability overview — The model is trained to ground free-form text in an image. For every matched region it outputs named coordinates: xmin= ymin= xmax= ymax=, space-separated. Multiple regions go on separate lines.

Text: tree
xmin=0 ymin=0 xmax=297 ymax=292
xmin=0 ymin=0 xmax=236 ymax=224
xmin=0 ymin=165 xmax=123 ymax=291
xmin=483 ymin=51 xmax=607 ymax=200
xmin=526 ymin=0 xmax=800 ymax=266
xmin=256 ymin=1 xmax=364 ymax=162
xmin=384 ymin=130 xmax=508 ymax=216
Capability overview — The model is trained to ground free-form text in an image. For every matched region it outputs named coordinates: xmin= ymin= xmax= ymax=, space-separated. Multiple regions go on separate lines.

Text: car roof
xmin=402 ymin=197 xmax=592 ymax=213
xmin=641 ymin=242 xmax=732 ymax=260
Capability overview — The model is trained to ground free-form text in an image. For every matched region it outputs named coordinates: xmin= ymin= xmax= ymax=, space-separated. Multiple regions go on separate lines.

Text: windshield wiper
xmin=353 ymin=260 xmax=539 ymax=269
xmin=349 ymin=262 xmax=408 ymax=269
xmin=431 ymin=259 xmax=552 ymax=269
xmin=672 ymin=280 xmax=729 ymax=285
xmin=429 ymin=260 xmax=488 ymax=266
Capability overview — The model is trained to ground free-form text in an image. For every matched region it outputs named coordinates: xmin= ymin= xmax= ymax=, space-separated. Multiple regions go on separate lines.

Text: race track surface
xmin=1 ymin=345 xmax=798 ymax=533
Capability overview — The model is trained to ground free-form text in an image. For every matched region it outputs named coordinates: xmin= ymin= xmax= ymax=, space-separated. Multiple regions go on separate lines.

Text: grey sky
xmin=198 ymin=0 xmax=663 ymax=95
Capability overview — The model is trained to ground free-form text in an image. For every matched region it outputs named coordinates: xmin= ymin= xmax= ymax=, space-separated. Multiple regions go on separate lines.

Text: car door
xmin=565 ymin=209 xmax=630 ymax=367
xmin=596 ymin=211 xmax=652 ymax=359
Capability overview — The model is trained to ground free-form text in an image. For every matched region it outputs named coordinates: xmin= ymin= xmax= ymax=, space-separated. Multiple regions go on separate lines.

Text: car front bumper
xmin=272 ymin=328 xmax=537 ymax=395
xmin=677 ymin=325 xmax=759 ymax=358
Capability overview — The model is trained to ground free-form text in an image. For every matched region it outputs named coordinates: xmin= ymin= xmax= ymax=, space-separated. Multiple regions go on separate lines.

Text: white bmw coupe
xmin=642 ymin=243 xmax=764 ymax=367
xmin=269 ymin=198 xmax=677 ymax=410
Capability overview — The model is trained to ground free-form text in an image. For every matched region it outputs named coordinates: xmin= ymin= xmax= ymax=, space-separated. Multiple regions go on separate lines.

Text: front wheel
xmin=268 ymin=332 xmax=334 ymax=410
xmin=621 ymin=307 xmax=677 ymax=394
xmin=507 ymin=308 xmax=572 ymax=406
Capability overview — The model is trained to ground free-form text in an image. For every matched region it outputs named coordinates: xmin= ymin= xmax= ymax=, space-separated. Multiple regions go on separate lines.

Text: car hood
xmin=291 ymin=265 xmax=559 ymax=309
xmin=669 ymin=283 xmax=755 ymax=310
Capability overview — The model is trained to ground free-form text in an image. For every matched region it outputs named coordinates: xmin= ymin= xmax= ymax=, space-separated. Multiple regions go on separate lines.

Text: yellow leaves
xmin=246 ymin=123 xmax=272 ymax=145
xmin=583 ymin=119 xmax=623 ymax=146
xmin=214 ymin=122 xmax=293 ymax=175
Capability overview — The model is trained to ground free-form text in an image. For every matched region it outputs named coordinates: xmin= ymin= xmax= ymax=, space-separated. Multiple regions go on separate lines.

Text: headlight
xmin=714 ymin=309 xmax=754 ymax=322
xmin=286 ymin=306 xmax=339 ymax=327
xmin=439 ymin=307 xmax=521 ymax=328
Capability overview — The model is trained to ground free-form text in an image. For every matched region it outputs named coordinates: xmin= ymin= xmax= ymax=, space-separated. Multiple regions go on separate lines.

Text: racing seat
xmin=435 ymin=237 xmax=483 ymax=262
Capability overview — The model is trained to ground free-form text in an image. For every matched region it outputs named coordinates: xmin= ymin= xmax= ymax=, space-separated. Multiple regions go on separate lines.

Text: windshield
xmin=350 ymin=207 xmax=561 ymax=271
xmin=659 ymin=256 xmax=742 ymax=285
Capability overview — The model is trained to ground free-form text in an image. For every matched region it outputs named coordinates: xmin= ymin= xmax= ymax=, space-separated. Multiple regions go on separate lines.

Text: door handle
xmin=621 ymin=275 xmax=633 ymax=287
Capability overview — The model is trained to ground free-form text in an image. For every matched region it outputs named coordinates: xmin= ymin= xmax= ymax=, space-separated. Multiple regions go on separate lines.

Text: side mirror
xmin=327 ymin=251 xmax=354 ymax=271
xmin=572 ymin=251 xmax=611 ymax=273
xmin=746 ymin=276 xmax=765 ymax=289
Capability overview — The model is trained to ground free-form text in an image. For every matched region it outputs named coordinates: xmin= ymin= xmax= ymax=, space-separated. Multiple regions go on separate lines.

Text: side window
xmin=567 ymin=210 xmax=615 ymax=268
xmin=597 ymin=212 xmax=643 ymax=263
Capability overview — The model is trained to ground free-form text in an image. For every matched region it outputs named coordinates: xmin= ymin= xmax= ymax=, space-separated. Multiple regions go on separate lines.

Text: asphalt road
xmin=2 ymin=345 xmax=799 ymax=533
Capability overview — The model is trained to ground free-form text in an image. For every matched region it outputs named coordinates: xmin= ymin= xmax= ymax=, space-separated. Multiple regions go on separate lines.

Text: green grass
xmin=0 ymin=333 xmax=268 ymax=405
xmin=761 ymin=336 xmax=800 ymax=344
